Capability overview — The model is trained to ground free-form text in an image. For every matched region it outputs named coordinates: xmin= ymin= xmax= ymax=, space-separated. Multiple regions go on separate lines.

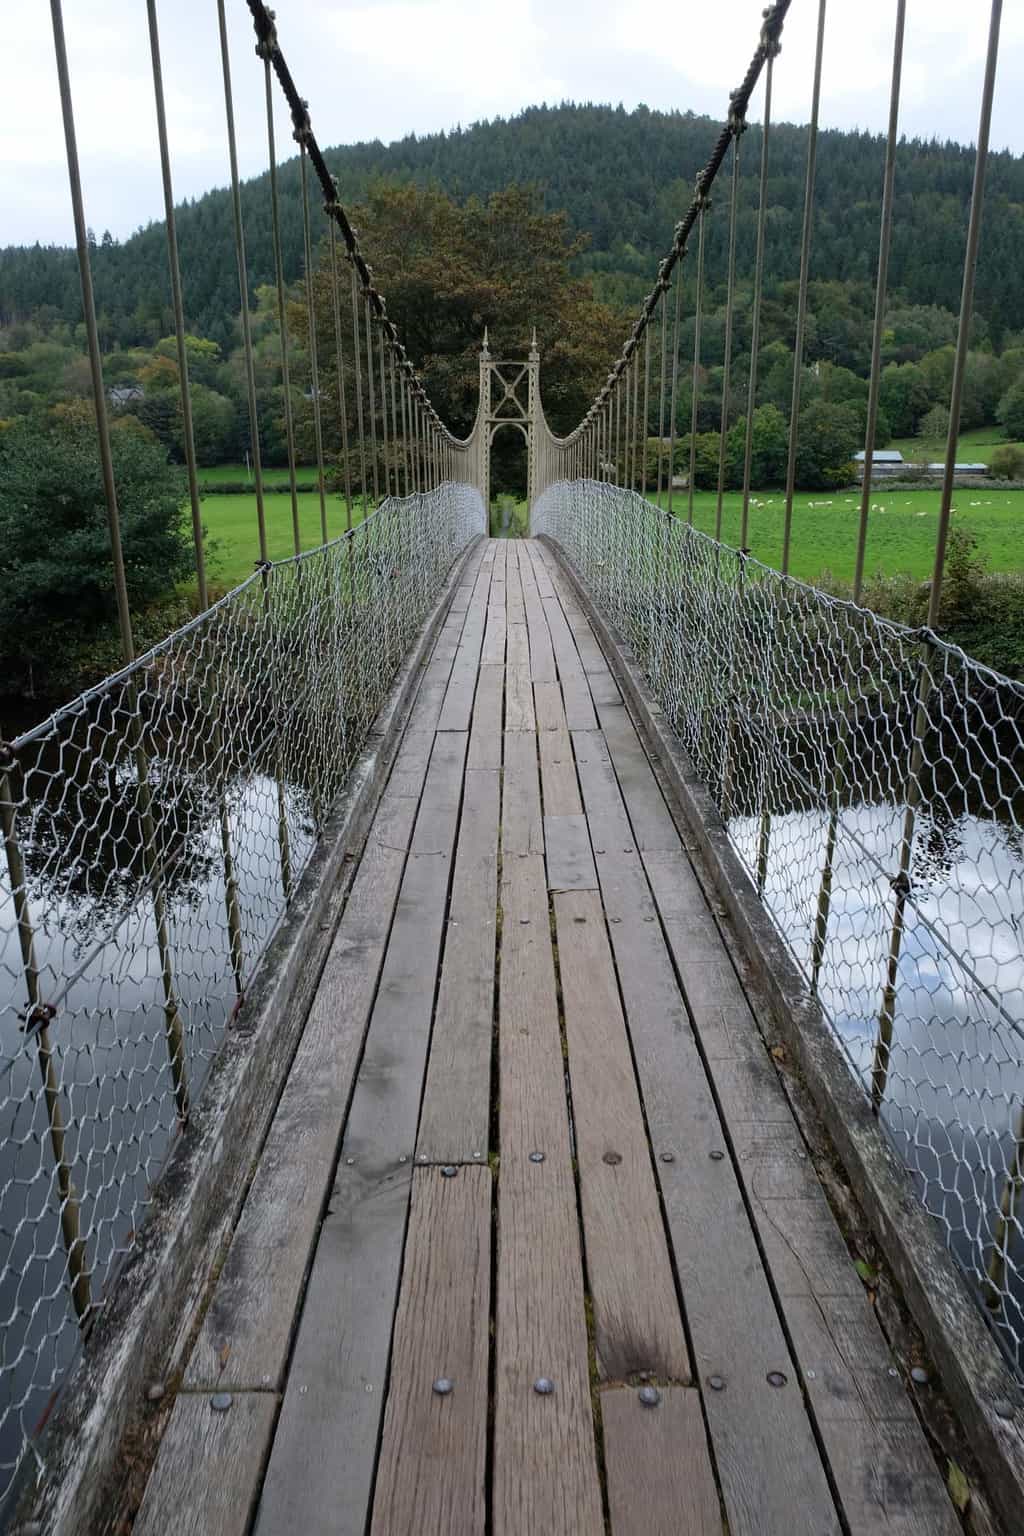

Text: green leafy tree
xmin=0 ymin=415 xmax=190 ymax=694
xmin=794 ymin=400 xmax=861 ymax=490
xmin=918 ymin=404 xmax=949 ymax=441
xmin=989 ymin=443 xmax=1024 ymax=479
xmin=996 ymin=377 xmax=1024 ymax=440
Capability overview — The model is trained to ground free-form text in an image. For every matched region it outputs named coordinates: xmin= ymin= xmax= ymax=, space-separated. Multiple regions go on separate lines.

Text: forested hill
xmin=3 ymin=101 xmax=1024 ymax=350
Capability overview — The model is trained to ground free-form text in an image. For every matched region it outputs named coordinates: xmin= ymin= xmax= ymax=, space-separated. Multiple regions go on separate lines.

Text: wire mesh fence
xmin=536 ymin=477 xmax=1024 ymax=1374
xmin=0 ymin=484 xmax=483 ymax=1505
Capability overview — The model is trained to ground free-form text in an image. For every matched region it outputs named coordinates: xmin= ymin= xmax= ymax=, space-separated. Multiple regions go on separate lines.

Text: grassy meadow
xmin=192 ymin=465 xmax=1024 ymax=591
xmin=652 ymin=486 xmax=1024 ymax=585
xmin=887 ymin=425 xmax=1024 ymax=466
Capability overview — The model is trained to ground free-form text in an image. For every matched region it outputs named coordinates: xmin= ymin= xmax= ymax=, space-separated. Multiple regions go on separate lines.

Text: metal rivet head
xmin=211 ymin=1392 xmax=233 ymax=1412
xmin=805 ymin=1370 xmax=817 ymax=1381
xmin=887 ymin=1367 xmax=900 ymax=1379
xmin=709 ymin=1150 xmax=725 ymax=1162
xmin=146 ymin=1382 xmax=165 ymax=1403
xmin=638 ymin=1385 xmax=661 ymax=1407
xmin=707 ymin=1375 xmax=726 ymax=1392
xmin=910 ymin=1367 xmax=930 ymax=1386
xmin=399 ymin=1155 xmax=407 ymax=1164
xmin=418 ymin=1154 xmax=429 ymax=1163
xmin=660 ymin=1151 xmax=675 ymax=1163
xmin=610 ymin=916 xmax=622 ymax=924
xmin=441 ymin=1165 xmax=458 ymax=1178
xmin=767 ymin=1371 xmax=787 ymax=1388
xmin=346 ymin=1157 xmax=355 ymax=1165
xmin=529 ymin=1151 xmax=545 ymax=1164
xmin=603 ymin=1150 xmax=622 ymax=1166
xmin=472 ymin=1151 xmax=483 ymax=1159
xmin=534 ymin=1377 xmax=555 ymax=1395
xmin=433 ymin=1377 xmax=454 ymax=1396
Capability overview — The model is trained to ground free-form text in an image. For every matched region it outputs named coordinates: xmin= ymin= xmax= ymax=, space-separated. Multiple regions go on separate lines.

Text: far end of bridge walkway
xmin=133 ymin=539 xmax=958 ymax=1536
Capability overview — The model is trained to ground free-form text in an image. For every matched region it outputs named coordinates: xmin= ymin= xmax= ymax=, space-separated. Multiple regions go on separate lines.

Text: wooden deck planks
xmin=254 ymin=731 xmax=468 ymax=1536
xmin=589 ymin=697 xmax=958 ymax=1533
xmin=417 ymin=768 xmax=500 ymax=1164
xmin=493 ymin=855 xmax=604 ymax=1535
xmin=602 ymin=1386 xmax=720 ymax=1536
xmin=151 ymin=540 xmax=962 ymax=1536
xmin=555 ymin=888 xmax=691 ymax=1383
xmin=534 ymin=679 xmax=582 ymax=815
xmin=571 ymin=726 xmax=842 ymax=1536
xmin=370 ymin=1167 xmax=491 ymax=1536
xmin=134 ymin=1392 xmax=278 ymax=1536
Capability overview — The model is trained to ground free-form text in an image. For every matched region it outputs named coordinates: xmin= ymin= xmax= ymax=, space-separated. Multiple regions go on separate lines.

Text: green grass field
xmin=191 ymin=463 xmax=1024 ymax=590
xmin=198 ymin=463 xmax=302 ymax=488
xmin=651 ymin=486 xmax=1024 ymax=585
xmin=199 ymin=490 xmax=365 ymax=586
xmin=887 ymin=426 xmax=1023 ymax=466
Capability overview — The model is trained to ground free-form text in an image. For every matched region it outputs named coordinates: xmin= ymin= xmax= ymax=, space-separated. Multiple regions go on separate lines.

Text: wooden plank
xmin=595 ymin=701 xmax=679 ymax=851
xmin=417 ymin=768 xmax=499 ymax=1163
xmin=588 ymin=669 xmax=623 ymax=706
xmin=502 ymin=729 xmax=543 ymax=856
xmin=602 ymin=1386 xmax=720 ymax=1536
xmin=255 ymin=733 xmax=468 ymax=1536
xmin=622 ymin=741 xmax=958 ymax=1531
xmin=518 ymin=545 xmax=557 ymax=682
xmin=467 ymin=663 xmax=503 ymax=771
xmin=571 ymin=732 xmax=841 ymax=1536
xmin=370 ymin=1167 xmax=491 ymax=1536
xmin=494 ymin=855 xmax=604 ymax=1535
xmin=134 ymin=1392 xmax=278 ymax=1536
xmin=186 ymin=786 xmax=424 ymax=1393
xmin=560 ymin=670 xmax=599 ymax=731
xmin=438 ymin=562 xmax=491 ymax=731
xmin=504 ymin=665 xmax=535 ymax=732
xmin=535 ymin=680 xmax=581 ymax=815
xmin=555 ymin=889 xmax=691 ymax=1382
xmin=544 ymin=815 xmax=597 ymax=892
xmin=506 ymin=621 xmax=530 ymax=668
xmin=481 ymin=600 xmax=507 ymax=666
xmin=526 ymin=540 xmax=556 ymax=598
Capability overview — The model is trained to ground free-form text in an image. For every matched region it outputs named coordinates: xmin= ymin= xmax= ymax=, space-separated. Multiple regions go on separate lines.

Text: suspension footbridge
xmin=2 ymin=0 xmax=1023 ymax=1531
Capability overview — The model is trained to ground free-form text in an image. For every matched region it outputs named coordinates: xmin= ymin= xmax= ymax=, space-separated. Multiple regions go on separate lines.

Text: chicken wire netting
xmin=536 ymin=477 xmax=1024 ymax=1374
xmin=0 ymin=483 xmax=484 ymax=1505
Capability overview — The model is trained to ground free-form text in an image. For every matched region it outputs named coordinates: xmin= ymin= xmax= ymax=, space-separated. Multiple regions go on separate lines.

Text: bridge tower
xmin=478 ymin=328 xmax=540 ymax=523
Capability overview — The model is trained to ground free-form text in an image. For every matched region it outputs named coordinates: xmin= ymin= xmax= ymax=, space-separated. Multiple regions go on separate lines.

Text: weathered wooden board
xmin=518 ymin=545 xmax=557 ymax=682
xmin=481 ymin=600 xmax=507 ymax=667
xmin=544 ymin=814 xmax=597 ymax=892
xmin=502 ymin=729 xmax=543 ymax=856
xmin=467 ymin=663 xmax=503 ymax=771
xmin=504 ymin=665 xmax=535 ymax=732
xmin=602 ymin=1386 xmax=720 ymax=1535
xmin=494 ymin=855 xmax=604 ymax=1535
xmin=417 ymin=768 xmax=499 ymax=1164
xmin=571 ymin=732 xmax=841 ymax=1536
xmin=254 ymin=734 xmax=468 ymax=1536
xmin=611 ymin=716 xmax=958 ymax=1533
xmin=370 ymin=1167 xmax=492 ymax=1536
xmin=437 ymin=564 xmax=491 ymax=731
xmin=135 ymin=1391 xmax=278 ymax=1536
xmin=186 ymin=787 xmax=424 ymax=1393
xmin=525 ymin=540 xmax=556 ymax=598
xmin=595 ymin=701 xmax=680 ymax=851
xmin=555 ymin=889 xmax=691 ymax=1383
xmin=534 ymin=680 xmax=581 ymax=815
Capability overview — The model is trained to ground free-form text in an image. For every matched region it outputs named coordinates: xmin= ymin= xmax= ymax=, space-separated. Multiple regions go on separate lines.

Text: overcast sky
xmin=2 ymin=0 xmax=1021 ymax=248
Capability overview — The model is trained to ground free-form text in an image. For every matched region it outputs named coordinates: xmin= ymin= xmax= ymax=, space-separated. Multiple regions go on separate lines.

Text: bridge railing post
xmin=1 ymin=756 xmax=91 ymax=1322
